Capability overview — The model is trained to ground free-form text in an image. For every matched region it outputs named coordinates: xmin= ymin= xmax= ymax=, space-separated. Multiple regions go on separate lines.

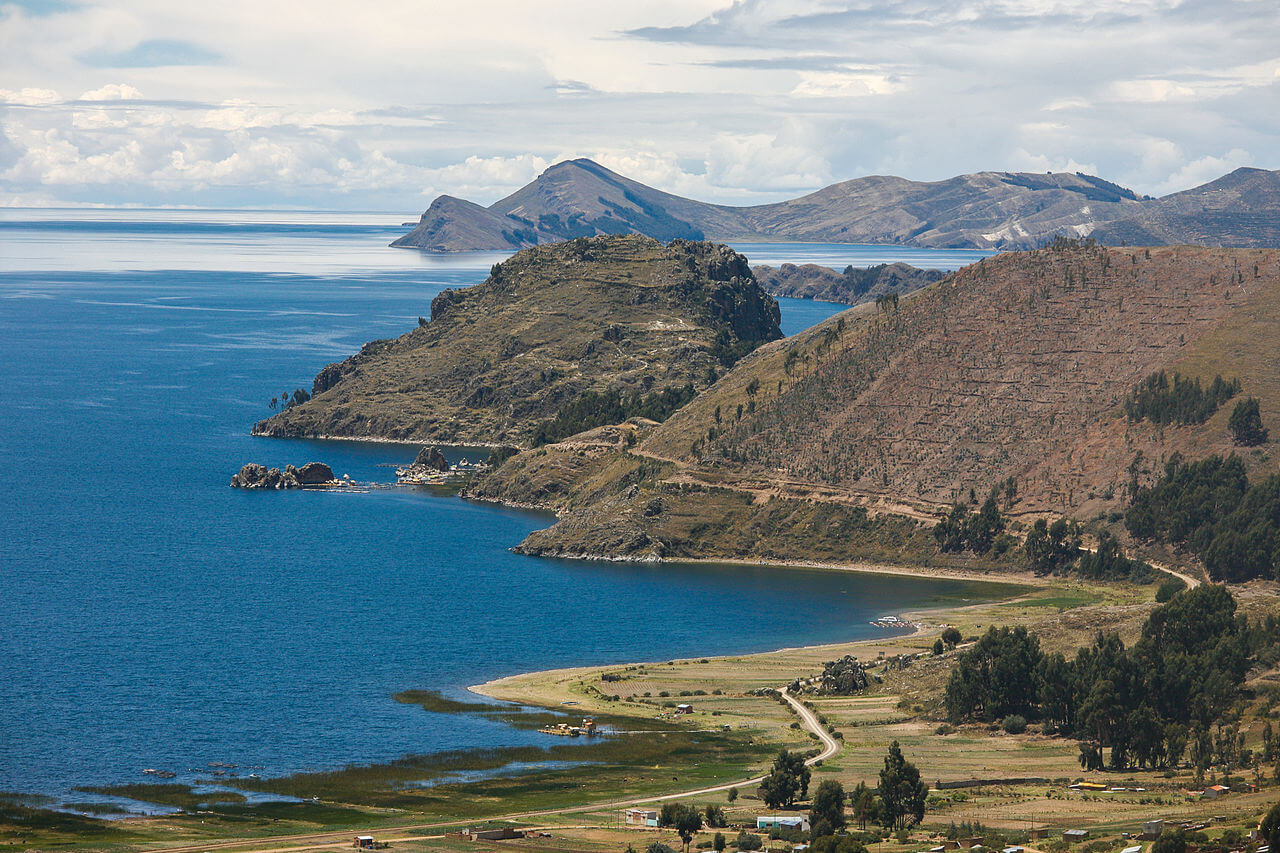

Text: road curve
xmin=141 ymin=685 xmax=840 ymax=853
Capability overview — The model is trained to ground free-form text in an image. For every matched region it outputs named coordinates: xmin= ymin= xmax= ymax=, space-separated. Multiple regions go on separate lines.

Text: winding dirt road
xmin=140 ymin=686 xmax=838 ymax=853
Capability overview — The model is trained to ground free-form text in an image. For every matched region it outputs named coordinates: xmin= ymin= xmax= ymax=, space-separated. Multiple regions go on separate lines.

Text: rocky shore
xmin=230 ymin=462 xmax=337 ymax=489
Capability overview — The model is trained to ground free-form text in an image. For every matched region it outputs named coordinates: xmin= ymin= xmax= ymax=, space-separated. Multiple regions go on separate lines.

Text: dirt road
xmin=139 ymin=686 xmax=838 ymax=853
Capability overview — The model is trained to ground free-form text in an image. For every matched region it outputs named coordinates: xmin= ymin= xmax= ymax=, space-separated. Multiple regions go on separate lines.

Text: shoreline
xmin=469 ymin=561 xmax=1039 ymax=703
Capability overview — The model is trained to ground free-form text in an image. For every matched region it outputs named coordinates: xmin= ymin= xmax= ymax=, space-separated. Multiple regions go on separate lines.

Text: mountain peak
xmin=391 ymin=161 xmax=1278 ymax=253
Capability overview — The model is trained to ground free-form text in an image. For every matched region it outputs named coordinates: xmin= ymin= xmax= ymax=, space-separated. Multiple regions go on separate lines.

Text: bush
xmin=736 ymin=831 xmax=763 ymax=851
xmin=1155 ymin=578 xmax=1186 ymax=602
xmin=1002 ymin=714 xmax=1028 ymax=734
xmin=1229 ymin=397 xmax=1268 ymax=446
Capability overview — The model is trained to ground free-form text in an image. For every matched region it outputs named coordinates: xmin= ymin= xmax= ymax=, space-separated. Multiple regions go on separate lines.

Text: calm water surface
xmin=0 ymin=211 xmax=994 ymax=804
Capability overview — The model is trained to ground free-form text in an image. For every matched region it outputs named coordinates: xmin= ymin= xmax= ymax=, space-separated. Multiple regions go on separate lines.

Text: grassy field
xmin=5 ymin=574 xmax=1278 ymax=853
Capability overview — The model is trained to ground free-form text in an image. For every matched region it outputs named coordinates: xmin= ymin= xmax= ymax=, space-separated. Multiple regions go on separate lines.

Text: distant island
xmin=390 ymin=158 xmax=1280 ymax=253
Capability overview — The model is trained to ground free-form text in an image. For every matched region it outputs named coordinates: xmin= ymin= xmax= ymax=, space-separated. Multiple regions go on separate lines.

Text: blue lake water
xmin=0 ymin=211 xmax=994 ymax=804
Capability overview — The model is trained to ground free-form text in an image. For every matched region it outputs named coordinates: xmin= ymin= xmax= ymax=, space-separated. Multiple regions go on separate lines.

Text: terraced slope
xmin=472 ymin=244 xmax=1280 ymax=562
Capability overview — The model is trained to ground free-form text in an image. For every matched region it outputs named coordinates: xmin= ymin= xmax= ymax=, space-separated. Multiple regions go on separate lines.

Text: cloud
xmin=0 ymin=87 xmax=61 ymax=105
xmin=0 ymin=0 xmax=1275 ymax=209
xmin=1151 ymin=148 xmax=1254 ymax=195
xmin=78 ymin=83 xmax=144 ymax=101
xmin=80 ymin=38 xmax=220 ymax=68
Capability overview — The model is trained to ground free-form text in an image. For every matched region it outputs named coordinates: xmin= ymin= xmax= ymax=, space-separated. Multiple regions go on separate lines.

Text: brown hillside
xmin=475 ymin=243 xmax=1280 ymax=565
xmin=642 ymin=243 xmax=1280 ymax=520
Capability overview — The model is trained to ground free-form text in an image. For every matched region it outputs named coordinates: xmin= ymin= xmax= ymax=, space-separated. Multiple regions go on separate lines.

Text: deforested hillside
xmin=254 ymin=235 xmax=781 ymax=445
xmin=474 ymin=242 xmax=1280 ymax=565
xmin=645 ymin=241 xmax=1280 ymax=518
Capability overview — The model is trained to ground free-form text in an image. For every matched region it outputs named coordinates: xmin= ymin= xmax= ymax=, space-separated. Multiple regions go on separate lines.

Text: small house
xmin=1202 ymin=785 xmax=1229 ymax=799
xmin=1143 ymin=820 xmax=1165 ymax=840
xmin=676 ymin=704 xmax=693 ymax=714
xmin=353 ymin=837 xmax=375 ymax=850
xmin=626 ymin=808 xmax=660 ymax=827
xmin=757 ymin=816 xmax=810 ymax=833
xmin=959 ymin=838 xmax=984 ymax=849
xmin=1064 ymin=830 xmax=1090 ymax=843
xmin=1028 ymin=830 xmax=1049 ymax=840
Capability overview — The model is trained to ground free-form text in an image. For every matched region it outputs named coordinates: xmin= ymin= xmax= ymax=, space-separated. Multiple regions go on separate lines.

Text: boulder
xmin=412 ymin=446 xmax=449 ymax=473
xmin=296 ymin=462 xmax=335 ymax=484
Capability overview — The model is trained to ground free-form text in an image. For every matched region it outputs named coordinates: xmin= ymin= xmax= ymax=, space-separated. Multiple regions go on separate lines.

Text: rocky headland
xmin=253 ymin=235 xmax=781 ymax=446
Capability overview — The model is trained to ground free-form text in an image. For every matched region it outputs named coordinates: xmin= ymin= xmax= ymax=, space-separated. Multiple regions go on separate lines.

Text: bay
xmin=0 ymin=211 xmax=994 ymax=804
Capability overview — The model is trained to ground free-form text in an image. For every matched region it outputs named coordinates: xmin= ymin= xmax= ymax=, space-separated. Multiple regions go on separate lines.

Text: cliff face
xmin=472 ymin=244 xmax=1280 ymax=563
xmin=391 ymin=159 xmax=1278 ymax=254
xmin=253 ymin=235 xmax=781 ymax=445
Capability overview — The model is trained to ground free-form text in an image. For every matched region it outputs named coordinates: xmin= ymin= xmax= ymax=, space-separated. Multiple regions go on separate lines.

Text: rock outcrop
xmin=791 ymin=656 xmax=870 ymax=695
xmin=230 ymin=462 xmax=335 ymax=489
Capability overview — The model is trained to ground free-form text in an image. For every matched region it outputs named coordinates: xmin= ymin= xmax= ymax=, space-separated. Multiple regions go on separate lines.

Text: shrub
xmin=736 ymin=831 xmax=763 ymax=851
xmin=1002 ymin=714 xmax=1028 ymax=734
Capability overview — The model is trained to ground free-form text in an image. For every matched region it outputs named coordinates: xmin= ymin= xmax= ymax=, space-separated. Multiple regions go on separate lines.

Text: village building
xmin=757 ymin=816 xmax=810 ymax=833
xmin=625 ymin=808 xmax=659 ymax=827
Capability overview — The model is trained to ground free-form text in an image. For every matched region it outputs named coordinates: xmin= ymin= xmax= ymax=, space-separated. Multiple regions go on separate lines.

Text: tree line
xmin=944 ymin=585 xmax=1280 ymax=772
xmin=1123 ymin=371 xmax=1239 ymax=426
xmin=530 ymin=383 xmax=697 ymax=446
xmin=1127 ymin=453 xmax=1280 ymax=581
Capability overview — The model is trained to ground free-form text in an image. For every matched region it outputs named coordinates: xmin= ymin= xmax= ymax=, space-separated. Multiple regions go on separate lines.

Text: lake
xmin=0 ymin=211 xmax=994 ymax=807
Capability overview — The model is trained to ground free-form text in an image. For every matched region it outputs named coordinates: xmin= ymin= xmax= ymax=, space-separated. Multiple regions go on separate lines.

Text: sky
xmin=1 ymin=0 xmax=1277 ymax=212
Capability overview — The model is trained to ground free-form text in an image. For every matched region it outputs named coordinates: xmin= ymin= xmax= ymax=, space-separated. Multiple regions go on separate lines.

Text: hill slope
xmin=1091 ymin=167 xmax=1280 ymax=248
xmin=470 ymin=243 xmax=1280 ymax=562
xmin=393 ymin=159 xmax=1278 ymax=253
xmin=254 ymin=235 xmax=781 ymax=445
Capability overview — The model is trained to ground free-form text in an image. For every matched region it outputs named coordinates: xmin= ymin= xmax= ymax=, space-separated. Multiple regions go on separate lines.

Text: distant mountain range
xmin=391 ymin=159 xmax=1280 ymax=252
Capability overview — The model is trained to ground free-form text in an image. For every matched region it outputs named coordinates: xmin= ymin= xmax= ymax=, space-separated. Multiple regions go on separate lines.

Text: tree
xmin=849 ymin=781 xmax=875 ymax=830
xmin=944 ymin=626 xmax=1043 ymax=722
xmin=660 ymin=804 xmax=703 ymax=853
xmin=760 ymin=749 xmax=811 ymax=805
xmin=877 ymin=741 xmax=928 ymax=830
xmin=704 ymin=804 xmax=727 ymax=828
xmin=727 ymin=786 xmax=739 ymax=803
xmin=268 ymin=396 xmax=278 ymax=410
xmin=1151 ymin=829 xmax=1186 ymax=853
xmin=736 ymin=831 xmax=763 ymax=852
xmin=809 ymin=779 xmax=847 ymax=830
xmin=646 ymin=844 xmax=677 ymax=853
xmin=713 ymin=833 xmax=726 ymax=852
xmin=759 ymin=769 xmax=800 ymax=809
xmin=1229 ymin=397 xmax=1268 ymax=446
xmin=1260 ymin=801 xmax=1280 ymax=851
xmin=941 ymin=627 xmax=962 ymax=649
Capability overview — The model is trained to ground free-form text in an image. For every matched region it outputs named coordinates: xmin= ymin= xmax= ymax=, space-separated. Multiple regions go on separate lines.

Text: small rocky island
xmin=230 ymin=462 xmax=338 ymax=489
